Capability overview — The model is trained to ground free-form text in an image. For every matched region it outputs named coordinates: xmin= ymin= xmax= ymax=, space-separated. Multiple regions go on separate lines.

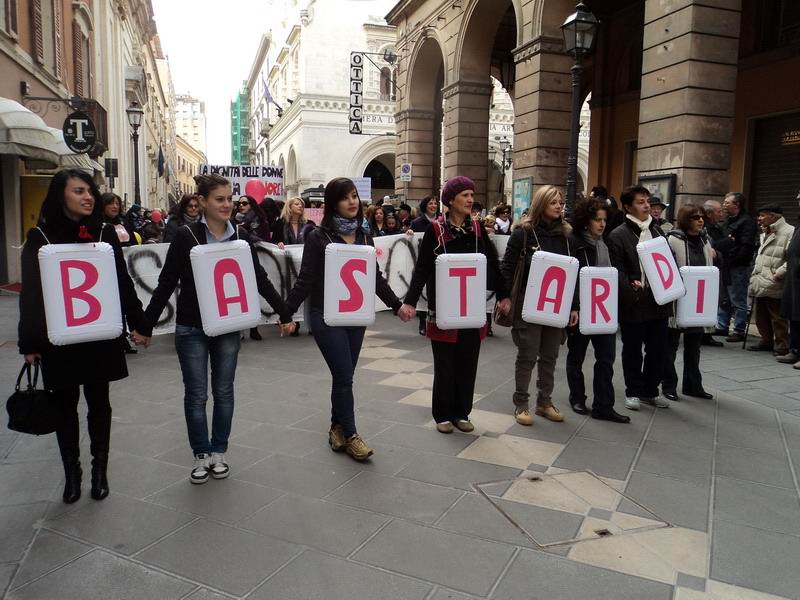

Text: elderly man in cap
xmin=649 ymin=197 xmax=673 ymax=232
xmin=748 ymin=204 xmax=795 ymax=355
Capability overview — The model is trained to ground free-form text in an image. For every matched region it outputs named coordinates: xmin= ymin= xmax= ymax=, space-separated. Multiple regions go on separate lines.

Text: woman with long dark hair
xmin=18 ymin=169 xmax=145 ymax=503
xmin=234 ymin=195 xmax=272 ymax=243
xmin=132 ymin=174 xmax=295 ymax=484
xmin=286 ymin=178 xmax=409 ymax=461
xmin=101 ymin=193 xmax=138 ymax=246
xmin=163 ymin=193 xmax=202 ymax=243
xmin=365 ymin=205 xmax=387 ymax=236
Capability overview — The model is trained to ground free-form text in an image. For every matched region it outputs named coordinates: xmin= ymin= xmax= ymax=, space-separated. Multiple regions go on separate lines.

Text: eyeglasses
xmin=689 ymin=215 xmax=704 ymax=221
xmin=239 ymin=201 xmax=249 ymax=206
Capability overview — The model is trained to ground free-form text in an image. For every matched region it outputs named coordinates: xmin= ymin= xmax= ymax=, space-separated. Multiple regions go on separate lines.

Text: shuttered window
xmin=72 ymin=20 xmax=83 ymax=95
xmin=31 ymin=0 xmax=61 ymax=78
xmin=2 ymin=0 xmax=18 ymax=35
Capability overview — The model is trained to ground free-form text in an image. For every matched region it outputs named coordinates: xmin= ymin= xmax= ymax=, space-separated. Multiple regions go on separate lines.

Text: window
xmin=73 ymin=19 xmax=93 ymax=96
xmin=32 ymin=0 xmax=62 ymax=77
xmin=758 ymin=0 xmax=800 ymax=50
xmin=2 ymin=0 xmax=18 ymax=35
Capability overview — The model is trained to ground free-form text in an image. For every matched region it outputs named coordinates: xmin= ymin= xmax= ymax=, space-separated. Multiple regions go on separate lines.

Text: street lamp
xmin=126 ymin=101 xmax=144 ymax=206
xmin=561 ymin=2 xmax=599 ymax=212
xmin=496 ymin=136 xmax=513 ymax=201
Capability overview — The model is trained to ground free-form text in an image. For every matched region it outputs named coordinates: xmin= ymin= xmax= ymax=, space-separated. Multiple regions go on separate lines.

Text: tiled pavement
xmin=1 ymin=295 xmax=799 ymax=599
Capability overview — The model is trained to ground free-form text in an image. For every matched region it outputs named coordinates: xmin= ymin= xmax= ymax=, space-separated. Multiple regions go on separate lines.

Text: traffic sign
xmin=62 ymin=111 xmax=97 ymax=154
xmin=400 ymin=162 xmax=412 ymax=182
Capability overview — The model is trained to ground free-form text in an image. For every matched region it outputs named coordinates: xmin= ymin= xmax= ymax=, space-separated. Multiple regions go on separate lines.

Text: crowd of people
xmin=18 ymin=168 xmax=800 ymax=504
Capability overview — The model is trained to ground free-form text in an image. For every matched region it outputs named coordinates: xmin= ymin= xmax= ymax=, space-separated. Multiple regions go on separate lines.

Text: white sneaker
xmin=624 ymin=397 xmax=641 ymax=411
xmin=209 ymin=453 xmax=230 ymax=479
xmin=641 ymin=396 xmax=670 ymax=409
xmin=191 ymin=453 xmax=211 ymax=484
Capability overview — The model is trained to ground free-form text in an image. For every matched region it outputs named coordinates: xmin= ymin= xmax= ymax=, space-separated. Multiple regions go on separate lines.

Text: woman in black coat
xmin=163 ymin=193 xmax=202 ymax=243
xmin=779 ymin=193 xmax=800 ymax=367
xmin=18 ymin=169 xmax=145 ymax=504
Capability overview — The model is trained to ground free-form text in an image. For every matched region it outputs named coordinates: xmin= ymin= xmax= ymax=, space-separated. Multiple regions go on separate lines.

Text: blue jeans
xmin=309 ymin=309 xmax=365 ymax=437
xmin=174 ymin=325 xmax=241 ymax=455
xmin=717 ymin=266 xmax=750 ymax=334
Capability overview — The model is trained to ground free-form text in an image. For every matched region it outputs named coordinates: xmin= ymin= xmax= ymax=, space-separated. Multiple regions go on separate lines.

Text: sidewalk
xmin=1 ymin=294 xmax=799 ymax=600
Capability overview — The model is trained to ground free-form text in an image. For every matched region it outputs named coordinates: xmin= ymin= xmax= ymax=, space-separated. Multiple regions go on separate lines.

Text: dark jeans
xmin=310 ymin=309 xmax=365 ymax=437
xmin=662 ymin=329 xmax=704 ymax=394
xmin=620 ymin=318 xmax=669 ymax=398
xmin=175 ymin=325 xmax=241 ymax=455
xmin=55 ymin=382 xmax=111 ymax=460
xmin=790 ymin=320 xmax=800 ymax=353
xmin=566 ymin=332 xmax=616 ymax=411
xmin=431 ymin=329 xmax=481 ymax=423
xmin=718 ymin=266 xmax=750 ymax=334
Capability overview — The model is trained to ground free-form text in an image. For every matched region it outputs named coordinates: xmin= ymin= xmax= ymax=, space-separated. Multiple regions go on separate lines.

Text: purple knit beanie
xmin=441 ymin=176 xmax=475 ymax=207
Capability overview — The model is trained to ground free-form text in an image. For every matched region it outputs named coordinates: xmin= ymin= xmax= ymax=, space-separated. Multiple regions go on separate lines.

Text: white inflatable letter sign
xmin=578 ymin=267 xmax=619 ymax=335
xmin=190 ymin=241 xmax=261 ymax=336
xmin=521 ymin=251 xmax=579 ymax=327
xmin=676 ymin=266 xmax=719 ymax=328
xmin=435 ymin=253 xmax=487 ymax=329
xmin=636 ymin=237 xmax=686 ymax=305
xmin=324 ymin=243 xmax=376 ymax=326
xmin=39 ymin=243 xmax=123 ymax=345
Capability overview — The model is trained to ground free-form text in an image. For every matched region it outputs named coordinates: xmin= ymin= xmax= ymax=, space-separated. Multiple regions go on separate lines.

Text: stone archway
xmin=364 ymin=153 xmax=396 ymax=201
xmin=396 ymin=32 xmax=446 ymax=201
xmin=286 ymin=147 xmax=298 ymax=198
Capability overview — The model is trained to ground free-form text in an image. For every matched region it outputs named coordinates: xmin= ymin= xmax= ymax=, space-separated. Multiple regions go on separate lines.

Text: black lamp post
xmin=561 ymin=2 xmax=599 ymax=212
xmin=496 ymin=136 xmax=513 ymax=201
xmin=126 ymin=101 xmax=144 ymax=206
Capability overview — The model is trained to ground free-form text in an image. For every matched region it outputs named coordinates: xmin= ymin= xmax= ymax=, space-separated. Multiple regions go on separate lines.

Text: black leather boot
xmin=62 ymin=457 xmax=82 ymax=504
xmin=90 ymin=455 xmax=109 ymax=500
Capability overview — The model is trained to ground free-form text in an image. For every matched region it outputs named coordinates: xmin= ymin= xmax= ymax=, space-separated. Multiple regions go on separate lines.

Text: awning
xmin=48 ymin=128 xmax=104 ymax=173
xmin=0 ymin=98 xmax=61 ymax=167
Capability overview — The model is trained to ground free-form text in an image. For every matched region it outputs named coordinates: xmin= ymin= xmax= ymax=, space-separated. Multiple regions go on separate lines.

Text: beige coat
xmin=749 ymin=216 xmax=795 ymax=299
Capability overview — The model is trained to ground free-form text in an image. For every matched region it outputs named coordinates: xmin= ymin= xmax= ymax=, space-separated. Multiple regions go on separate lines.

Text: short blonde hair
xmin=280 ymin=196 xmax=306 ymax=223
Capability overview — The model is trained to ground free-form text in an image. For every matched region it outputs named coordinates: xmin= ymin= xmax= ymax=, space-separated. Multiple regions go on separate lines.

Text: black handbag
xmin=6 ymin=363 xmax=63 ymax=435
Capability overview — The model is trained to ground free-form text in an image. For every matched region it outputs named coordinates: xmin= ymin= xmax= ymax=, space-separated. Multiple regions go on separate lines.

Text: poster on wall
xmin=512 ymin=177 xmax=533 ymax=222
xmin=198 ymin=164 xmax=285 ymax=201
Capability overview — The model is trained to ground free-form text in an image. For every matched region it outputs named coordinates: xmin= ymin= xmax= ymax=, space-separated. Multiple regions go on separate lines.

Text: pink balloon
xmin=245 ymin=179 xmax=267 ymax=202
xmin=149 ymin=211 xmax=162 ymax=223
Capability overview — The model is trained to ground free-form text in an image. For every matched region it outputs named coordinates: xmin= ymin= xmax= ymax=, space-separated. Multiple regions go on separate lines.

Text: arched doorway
xmin=364 ymin=153 xmax=395 ymax=201
xmin=286 ymin=147 xmax=298 ymax=198
xmin=399 ymin=33 xmax=446 ymax=202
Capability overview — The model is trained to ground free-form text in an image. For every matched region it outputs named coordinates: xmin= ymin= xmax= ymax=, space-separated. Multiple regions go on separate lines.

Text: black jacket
xmin=286 ymin=226 xmax=401 ymax=314
xmin=404 ymin=219 xmax=508 ymax=313
xmin=606 ymin=218 xmax=673 ymax=323
xmin=781 ymin=226 xmax=800 ymax=322
xmin=137 ymin=222 xmax=292 ymax=337
xmin=18 ymin=221 xmax=144 ymax=388
xmin=409 ymin=215 xmax=434 ymax=233
xmin=719 ymin=211 xmax=758 ymax=268
xmin=271 ymin=218 xmax=312 ymax=246
xmin=163 ymin=215 xmax=198 ymax=243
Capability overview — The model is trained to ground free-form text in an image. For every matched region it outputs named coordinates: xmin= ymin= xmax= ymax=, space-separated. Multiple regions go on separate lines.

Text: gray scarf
xmin=582 ymin=232 xmax=611 ymax=267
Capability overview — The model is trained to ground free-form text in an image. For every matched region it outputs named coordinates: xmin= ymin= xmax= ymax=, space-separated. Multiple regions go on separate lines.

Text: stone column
xmin=638 ymin=0 xmax=742 ymax=208
xmin=442 ymin=80 xmax=494 ymax=204
xmin=512 ymin=36 xmax=574 ymax=193
xmin=395 ymin=109 xmax=439 ymax=201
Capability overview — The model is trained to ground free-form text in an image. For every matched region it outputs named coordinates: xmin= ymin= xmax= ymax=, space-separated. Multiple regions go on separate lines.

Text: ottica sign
xmin=578 ymin=267 xmax=619 ymax=335
xmin=39 ymin=243 xmax=123 ymax=345
xmin=190 ymin=241 xmax=261 ymax=336
xmin=521 ymin=251 xmax=579 ymax=327
xmin=435 ymin=253 xmax=487 ymax=329
xmin=636 ymin=237 xmax=686 ymax=305
xmin=676 ymin=266 xmax=719 ymax=328
xmin=324 ymin=243 xmax=376 ymax=326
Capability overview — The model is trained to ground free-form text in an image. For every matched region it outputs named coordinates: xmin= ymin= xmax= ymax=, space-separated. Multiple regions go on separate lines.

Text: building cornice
xmin=395 ymin=109 xmax=436 ymax=122
xmin=386 ymin=0 xmax=427 ymax=25
xmin=513 ymin=35 xmax=565 ymax=63
xmin=246 ymin=34 xmax=272 ymax=92
xmin=442 ymin=80 xmax=494 ymax=99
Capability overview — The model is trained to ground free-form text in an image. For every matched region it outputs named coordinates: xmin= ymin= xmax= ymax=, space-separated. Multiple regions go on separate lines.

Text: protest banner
xmin=39 ymin=243 xmax=122 ymax=345
xmin=435 ymin=253 xmax=487 ymax=329
xmin=198 ymin=164 xmax=284 ymax=200
xmin=578 ymin=267 xmax=619 ymax=335
xmin=190 ymin=241 xmax=262 ymax=336
xmin=676 ymin=266 xmax=719 ymax=327
xmin=521 ymin=251 xmax=579 ymax=327
xmin=636 ymin=237 xmax=686 ymax=305
xmin=324 ymin=244 xmax=376 ymax=326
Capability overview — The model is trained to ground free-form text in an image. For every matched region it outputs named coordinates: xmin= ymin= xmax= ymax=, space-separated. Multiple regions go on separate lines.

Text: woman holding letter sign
xmin=400 ymin=177 xmax=510 ymax=434
xmin=661 ymin=205 xmax=714 ymax=401
xmin=131 ymin=174 xmax=295 ymax=484
xmin=565 ymin=198 xmax=630 ymax=423
xmin=286 ymin=178 xmax=408 ymax=461
xmin=19 ymin=169 xmax=145 ymax=503
xmin=500 ymin=185 xmax=578 ymax=426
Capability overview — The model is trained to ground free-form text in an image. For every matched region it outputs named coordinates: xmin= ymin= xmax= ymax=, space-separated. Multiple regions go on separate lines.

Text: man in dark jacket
xmin=607 ymin=185 xmax=672 ymax=411
xmin=700 ymin=199 xmax=725 ymax=347
xmin=715 ymin=192 xmax=758 ymax=342
xmin=778 ymin=190 xmax=800 ymax=368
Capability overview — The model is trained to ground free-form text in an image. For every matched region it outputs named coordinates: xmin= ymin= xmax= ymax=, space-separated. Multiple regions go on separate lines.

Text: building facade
xmin=230 ymin=83 xmax=250 ymax=165
xmin=245 ymin=0 xmax=399 ymax=201
xmin=175 ymin=93 xmax=207 ymax=156
xmin=176 ymin=135 xmax=206 ymax=197
xmin=387 ymin=0 xmax=800 ymax=221
xmin=0 ymin=0 xmax=177 ymax=282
